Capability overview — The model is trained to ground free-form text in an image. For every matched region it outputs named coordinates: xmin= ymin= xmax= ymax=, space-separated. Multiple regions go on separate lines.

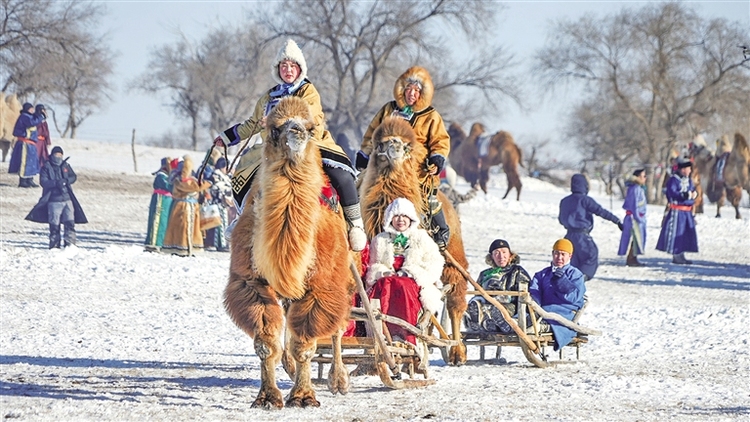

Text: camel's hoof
xmin=286 ymin=395 xmax=320 ymax=408
xmin=448 ymin=345 xmax=467 ymax=366
xmin=251 ymin=389 xmax=284 ymax=409
xmin=327 ymin=371 xmax=350 ymax=395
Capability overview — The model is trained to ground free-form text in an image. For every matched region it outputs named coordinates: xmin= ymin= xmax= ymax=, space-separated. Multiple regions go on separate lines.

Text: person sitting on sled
xmin=464 ymin=238 xmax=531 ymax=333
xmin=529 ymin=239 xmax=586 ymax=351
xmin=365 ymin=197 xmax=444 ymax=346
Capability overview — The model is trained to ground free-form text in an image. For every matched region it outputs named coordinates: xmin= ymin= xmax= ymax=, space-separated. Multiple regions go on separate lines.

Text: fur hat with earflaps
xmin=272 ymin=39 xmax=308 ymax=86
xmin=393 ymin=66 xmax=434 ymax=113
xmin=383 ymin=197 xmax=420 ymax=234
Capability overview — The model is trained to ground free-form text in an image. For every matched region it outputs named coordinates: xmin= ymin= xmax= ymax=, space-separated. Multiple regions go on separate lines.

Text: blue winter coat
xmin=656 ymin=174 xmax=698 ymax=254
xmin=558 ymin=174 xmax=620 ymax=279
xmin=8 ymin=110 xmax=46 ymax=177
xmin=618 ymin=181 xmax=647 ymax=256
xmin=530 ymin=264 xmax=586 ymax=351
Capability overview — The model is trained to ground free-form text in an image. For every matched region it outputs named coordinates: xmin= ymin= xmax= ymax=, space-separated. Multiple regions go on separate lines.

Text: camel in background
xmin=689 ymin=133 xmax=750 ymax=219
xmin=0 ymin=93 xmax=22 ymax=162
xmin=448 ymin=122 xmax=524 ymax=200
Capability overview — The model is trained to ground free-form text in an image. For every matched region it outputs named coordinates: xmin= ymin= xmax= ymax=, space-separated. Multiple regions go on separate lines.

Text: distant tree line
xmin=0 ymin=0 xmax=115 ymax=138
xmin=534 ymin=2 xmax=750 ymax=203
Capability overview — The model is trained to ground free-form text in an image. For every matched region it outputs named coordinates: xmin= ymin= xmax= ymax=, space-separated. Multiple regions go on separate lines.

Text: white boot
xmin=348 ymin=218 xmax=367 ymax=252
xmin=343 ymin=204 xmax=367 ymax=251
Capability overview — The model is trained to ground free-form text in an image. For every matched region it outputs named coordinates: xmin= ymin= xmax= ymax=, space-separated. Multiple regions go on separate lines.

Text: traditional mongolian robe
xmin=8 ymin=108 xmax=45 ymax=178
xmin=161 ymin=158 xmax=211 ymax=256
xmin=144 ymin=169 xmax=173 ymax=250
xmin=656 ymin=173 xmax=698 ymax=255
xmin=618 ymin=179 xmax=648 ymax=256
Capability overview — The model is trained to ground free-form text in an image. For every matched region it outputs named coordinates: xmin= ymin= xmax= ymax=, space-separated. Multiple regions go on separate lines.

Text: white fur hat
xmin=272 ymin=39 xmax=308 ymax=85
xmin=383 ymin=198 xmax=420 ymax=233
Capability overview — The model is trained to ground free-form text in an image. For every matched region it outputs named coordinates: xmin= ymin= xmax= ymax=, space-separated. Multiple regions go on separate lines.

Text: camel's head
xmin=265 ymin=97 xmax=315 ymax=162
xmin=370 ymin=117 xmax=424 ymax=173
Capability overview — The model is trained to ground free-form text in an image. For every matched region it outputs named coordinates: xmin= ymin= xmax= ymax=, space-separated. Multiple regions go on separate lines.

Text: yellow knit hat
xmin=553 ymin=238 xmax=574 ymax=254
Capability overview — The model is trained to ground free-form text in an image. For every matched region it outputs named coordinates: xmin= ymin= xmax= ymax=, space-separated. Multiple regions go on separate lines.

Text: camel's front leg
xmin=224 ymin=275 xmax=285 ymax=409
xmin=443 ymin=267 xmax=468 ymax=366
xmin=285 ymin=336 xmax=320 ymax=408
xmin=327 ymin=328 xmax=350 ymax=395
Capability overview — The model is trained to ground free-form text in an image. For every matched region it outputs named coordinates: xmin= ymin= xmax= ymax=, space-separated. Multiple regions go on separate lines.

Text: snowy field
xmin=1 ymin=139 xmax=749 ymax=421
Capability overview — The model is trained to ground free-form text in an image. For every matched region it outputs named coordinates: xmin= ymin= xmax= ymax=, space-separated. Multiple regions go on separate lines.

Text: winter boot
xmin=49 ymin=225 xmax=61 ymax=249
xmin=18 ymin=177 xmax=30 ymax=188
xmin=672 ymin=252 xmax=692 ymax=265
xmin=28 ymin=178 xmax=39 ymax=188
xmin=626 ymin=246 xmax=643 ymax=267
xmin=430 ymin=208 xmax=450 ymax=251
xmin=465 ymin=300 xmax=483 ymax=332
xmin=63 ymin=221 xmax=77 ymax=247
xmin=343 ymin=204 xmax=367 ymax=252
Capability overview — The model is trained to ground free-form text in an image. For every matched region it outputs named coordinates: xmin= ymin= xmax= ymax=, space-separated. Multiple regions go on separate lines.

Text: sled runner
xmin=443 ymin=251 xmax=600 ymax=368
xmin=312 ymin=262 xmax=460 ymax=389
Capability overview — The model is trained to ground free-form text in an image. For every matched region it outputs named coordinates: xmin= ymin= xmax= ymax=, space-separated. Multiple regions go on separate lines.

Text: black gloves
xmin=552 ymin=267 xmax=565 ymax=279
xmin=355 ymin=150 xmax=369 ymax=170
xmin=617 ymin=221 xmax=624 ymax=231
xmin=428 ymin=155 xmax=445 ymax=174
xmin=681 ymin=191 xmax=690 ymax=200
xmin=57 ymin=179 xmax=67 ymax=188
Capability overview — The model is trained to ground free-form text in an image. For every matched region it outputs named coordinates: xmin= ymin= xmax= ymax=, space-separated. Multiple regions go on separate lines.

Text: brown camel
xmin=689 ymin=133 xmax=749 ymax=219
xmin=359 ymin=117 xmax=470 ymax=366
xmin=223 ymin=97 xmax=354 ymax=409
xmin=448 ymin=122 xmax=524 ymax=199
xmin=0 ymin=93 xmax=21 ymax=162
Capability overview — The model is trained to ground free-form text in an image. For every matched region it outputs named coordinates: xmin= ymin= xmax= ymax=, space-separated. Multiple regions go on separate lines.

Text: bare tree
xmin=130 ymin=39 xmax=206 ymax=150
xmin=255 ymin=0 xmax=522 ymax=149
xmin=535 ymin=2 xmax=750 ymax=203
xmin=1 ymin=0 xmax=114 ymax=138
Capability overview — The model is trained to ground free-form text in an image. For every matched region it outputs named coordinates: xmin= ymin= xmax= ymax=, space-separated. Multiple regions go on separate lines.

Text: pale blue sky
xmin=78 ymin=1 xmax=749 ymax=160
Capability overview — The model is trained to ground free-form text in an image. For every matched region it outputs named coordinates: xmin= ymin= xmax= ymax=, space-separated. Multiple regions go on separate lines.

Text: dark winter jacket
xmin=476 ymin=254 xmax=531 ymax=315
xmin=530 ymin=264 xmax=586 ymax=351
xmin=558 ymin=174 xmax=619 ymax=232
xmin=558 ymin=174 xmax=620 ymax=280
xmin=26 ymin=158 xmax=88 ymax=224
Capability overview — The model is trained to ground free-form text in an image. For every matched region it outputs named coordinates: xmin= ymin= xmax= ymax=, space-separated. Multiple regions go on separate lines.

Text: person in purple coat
xmin=656 ymin=158 xmax=698 ymax=264
xmin=529 ymin=239 xmax=586 ymax=351
xmin=618 ymin=169 xmax=648 ymax=266
xmin=8 ymin=102 xmax=46 ymax=187
xmin=558 ymin=173 xmax=623 ymax=280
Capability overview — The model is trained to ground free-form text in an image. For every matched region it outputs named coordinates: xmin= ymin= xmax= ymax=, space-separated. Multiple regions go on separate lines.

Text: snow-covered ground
xmin=1 ymin=139 xmax=749 ymax=421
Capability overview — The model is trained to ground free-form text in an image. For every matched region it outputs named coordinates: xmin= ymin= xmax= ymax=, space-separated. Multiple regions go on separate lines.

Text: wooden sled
xmin=443 ymin=251 xmax=601 ymax=368
xmin=312 ymin=262 xmax=460 ymax=389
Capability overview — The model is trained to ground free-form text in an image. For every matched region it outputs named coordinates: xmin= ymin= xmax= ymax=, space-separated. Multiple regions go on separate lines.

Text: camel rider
xmin=213 ymin=39 xmax=366 ymax=252
xmin=356 ymin=66 xmax=452 ymax=250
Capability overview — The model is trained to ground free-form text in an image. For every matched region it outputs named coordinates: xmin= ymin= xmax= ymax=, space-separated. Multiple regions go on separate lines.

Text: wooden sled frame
xmin=443 ymin=251 xmax=601 ymax=368
xmin=312 ymin=262 xmax=460 ymax=389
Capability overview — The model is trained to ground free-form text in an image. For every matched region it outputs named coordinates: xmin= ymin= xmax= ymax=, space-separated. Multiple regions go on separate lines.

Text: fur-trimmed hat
xmin=553 ymin=238 xmax=574 ymax=254
xmin=383 ymin=197 xmax=420 ymax=234
xmin=393 ymin=66 xmax=434 ymax=112
xmin=272 ymin=39 xmax=308 ymax=86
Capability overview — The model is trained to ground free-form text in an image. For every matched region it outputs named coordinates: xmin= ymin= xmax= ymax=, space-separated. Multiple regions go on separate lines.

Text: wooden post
xmin=131 ymin=129 xmax=138 ymax=173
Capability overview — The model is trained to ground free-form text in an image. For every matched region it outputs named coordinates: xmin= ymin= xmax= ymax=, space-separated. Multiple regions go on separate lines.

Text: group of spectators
xmin=143 ymin=154 xmax=233 ymax=256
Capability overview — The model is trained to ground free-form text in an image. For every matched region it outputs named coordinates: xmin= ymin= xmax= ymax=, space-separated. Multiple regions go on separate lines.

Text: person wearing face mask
xmin=357 ymin=66 xmax=452 ymax=250
xmin=464 ymin=239 xmax=531 ymax=334
xmin=26 ymin=146 xmax=88 ymax=249
xmin=213 ymin=39 xmax=365 ymax=251
xmin=528 ymin=239 xmax=586 ymax=351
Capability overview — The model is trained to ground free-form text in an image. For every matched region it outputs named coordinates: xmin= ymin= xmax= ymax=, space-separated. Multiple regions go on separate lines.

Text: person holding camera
xmin=9 ymin=102 xmax=46 ymax=187
xmin=26 ymin=146 xmax=88 ymax=248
